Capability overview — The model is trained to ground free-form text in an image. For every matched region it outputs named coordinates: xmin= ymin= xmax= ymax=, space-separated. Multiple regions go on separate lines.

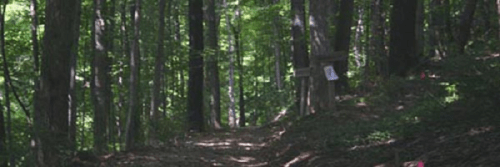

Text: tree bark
xmin=309 ymin=0 xmax=333 ymax=113
xmin=369 ymin=0 xmax=384 ymax=78
xmin=457 ymin=0 xmax=478 ymax=54
xmin=498 ymin=0 xmax=500 ymax=40
xmin=334 ymin=0 xmax=354 ymax=94
xmin=125 ymin=0 xmax=141 ymax=150
xmin=0 ymin=3 xmax=13 ymax=164
xmin=38 ymin=0 xmax=80 ymax=165
xmin=234 ymin=5 xmax=245 ymax=127
xmin=187 ymin=0 xmax=205 ymax=132
xmin=224 ymin=0 xmax=236 ymax=128
xmin=92 ymin=0 xmax=110 ymax=154
xmin=150 ymin=0 xmax=166 ymax=143
xmin=388 ymin=0 xmax=418 ymax=77
xmin=291 ymin=0 xmax=309 ymax=116
xmin=206 ymin=0 xmax=222 ymax=129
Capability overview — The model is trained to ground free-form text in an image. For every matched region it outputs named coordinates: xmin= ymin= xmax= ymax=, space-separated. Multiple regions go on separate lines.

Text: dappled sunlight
xmin=283 ymin=151 xmax=315 ymax=167
xmin=229 ymin=156 xmax=256 ymax=163
xmin=348 ymin=138 xmax=396 ymax=151
xmin=467 ymin=126 xmax=494 ymax=136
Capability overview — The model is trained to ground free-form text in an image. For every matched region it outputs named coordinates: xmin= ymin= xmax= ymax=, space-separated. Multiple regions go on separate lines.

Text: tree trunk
xmin=309 ymin=0 xmax=333 ymax=113
xmin=224 ymin=0 xmax=236 ymax=128
xmin=206 ymin=0 xmax=222 ymax=129
xmin=39 ymin=0 xmax=80 ymax=165
xmin=125 ymin=0 xmax=141 ymax=150
xmin=416 ymin=0 xmax=424 ymax=59
xmin=30 ymin=0 xmax=42 ymax=163
xmin=334 ymin=0 xmax=354 ymax=94
xmin=291 ymin=0 xmax=309 ymax=116
xmin=92 ymin=0 xmax=111 ymax=154
xmin=498 ymin=0 xmax=500 ymax=40
xmin=0 ymin=3 xmax=13 ymax=164
xmin=388 ymin=0 xmax=418 ymax=77
xmin=117 ymin=0 xmax=129 ymax=150
xmin=457 ymin=0 xmax=478 ymax=54
xmin=150 ymin=0 xmax=166 ymax=143
xmin=369 ymin=0 xmax=384 ymax=79
xmin=187 ymin=0 xmax=205 ymax=132
xmin=234 ymin=6 xmax=245 ymax=127
xmin=353 ymin=5 xmax=364 ymax=68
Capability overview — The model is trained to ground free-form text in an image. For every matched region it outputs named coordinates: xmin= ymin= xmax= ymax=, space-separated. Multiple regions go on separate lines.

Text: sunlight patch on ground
xmin=348 ymin=138 xmax=396 ymax=151
xmin=229 ymin=156 xmax=256 ymax=163
xmin=467 ymin=126 xmax=494 ymax=136
xmin=283 ymin=151 xmax=314 ymax=167
xmin=194 ymin=139 xmax=267 ymax=150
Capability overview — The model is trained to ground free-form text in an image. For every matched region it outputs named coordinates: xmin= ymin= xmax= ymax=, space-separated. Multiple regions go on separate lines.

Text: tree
xmin=309 ymin=0 xmax=333 ymax=113
xmin=497 ymin=0 xmax=500 ymax=40
xmin=334 ymin=0 xmax=354 ymax=93
xmin=187 ymin=0 xmax=205 ymax=132
xmin=150 ymin=0 xmax=166 ymax=142
xmin=291 ymin=0 xmax=309 ymax=116
xmin=388 ymin=0 xmax=418 ymax=77
xmin=0 ymin=1 xmax=7 ymax=165
xmin=368 ymin=0 xmax=385 ymax=78
xmin=206 ymin=0 xmax=222 ymax=129
xmin=457 ymin=0 xmax=478 ymax=54
xmin=224 ymin=0 xmax=236 ymax=128
xmin=125 ymin=0 xmax=142 ymax=150
xmin=38 ymin=0 xmax=80 ymax=165
xmin=234 ymin=3 xmax=245 ymax=127
xmin=92 ymin=0 xmax=111 ymax=154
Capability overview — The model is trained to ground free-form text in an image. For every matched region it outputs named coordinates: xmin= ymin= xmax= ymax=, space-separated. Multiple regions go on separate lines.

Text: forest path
xmin=107 ymin=126 xmax=284 ymax=167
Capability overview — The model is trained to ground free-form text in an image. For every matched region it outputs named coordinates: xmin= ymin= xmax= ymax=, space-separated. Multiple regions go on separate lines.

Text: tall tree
xmin=291 ymin=0 xmax=309 ymax=116
xmin=224 ymin=0 xmax=236 ymax=128
xmin=309 ymin=0 xmax=333 ymax=113
xmin=38 ymin=0 xmax=80 ymax=165
xmin=0 ymin=1 xmax=10 ymax=165
xmin=333 ymin=0 xmax=354 ymax=93
xmin=234 ymin=3 xmax=245 ymax=127
xmin=369 ymin=0 xmax=385 ymax=77
xmin=187 ymin=0 xmax=205 ymax=132
xmin=457 ymin=0 xmax=478 ymax=54
xmin=388 ymin=0 xmax=418 ymax=77
xmin=69 ymin=0 xmax=82 ymax=151
xmin=498 ymin=0 xmax=500 ymax=40
xmin=125 ymin=0 xmax=141 ymax=150
xmin=92 ymin=0 xmax=111 ymax=154
xmin=150 ymin=0 xmax=166 ymax=142
xmin=206 ymin=0 xmax=222 ymax=129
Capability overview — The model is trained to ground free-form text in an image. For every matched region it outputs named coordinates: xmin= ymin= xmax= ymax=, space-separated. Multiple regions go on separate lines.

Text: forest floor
xmin=100 ymin=65 xmax=500 ymax=167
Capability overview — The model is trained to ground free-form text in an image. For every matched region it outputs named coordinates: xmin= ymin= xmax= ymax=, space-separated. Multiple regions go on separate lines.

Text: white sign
xmin=323 ymin=65 xmax=338 ymax=81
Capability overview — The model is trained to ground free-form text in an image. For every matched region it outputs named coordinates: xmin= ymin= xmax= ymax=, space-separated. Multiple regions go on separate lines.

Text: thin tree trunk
xmin=224 ymin=0 xmax=236 ymax=128
xmin=92 ymin=0 xmax=110 ymax=154
xmin=457 ymin=0 xmax=478 ymax=54
xmin=206 ymin=0 xmax=221 ymax=129
xmin=117 ymin=0 xmax=129 ymax=150
xmin=187 ymin=0 xmax=205 ymax=132
xmin=125 ymin=0 xmax=141 ymax=150
xmin=150 ymin=0 xmax=166 ymax=143
xmin=234 ymin=5 xmax=245 ymax=127
xmin=353 ymin=6 xmax=364 ymax=68
xmin=68 ymin=0 xmax=81 ymax=152
xmin=498 ymin=0 xmax=500 ymax=40
xmin=416 ymin=0 xmax=424 ymax=59
xmin=291 ymin=0 xmax=309 ymax=116
xmin=30 ymin=0 xmax=41 ymax=165
xmin=0 ymin=3 xmax=14 ymax=164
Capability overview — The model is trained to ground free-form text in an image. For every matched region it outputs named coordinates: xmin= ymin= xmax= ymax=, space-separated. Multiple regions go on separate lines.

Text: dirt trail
xmin=106 ymin=126 xmax=284 ymax=167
